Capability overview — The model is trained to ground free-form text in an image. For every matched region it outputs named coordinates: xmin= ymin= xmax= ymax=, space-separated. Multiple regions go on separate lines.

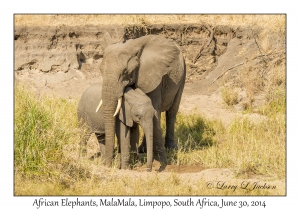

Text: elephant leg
xmin=165 ymin=79 xmax=185 ymax=150
xmin=116 ymin=119 xmax=131 ymax=170
xmin=165 ymin=111 xmax=177 ymax=150
xmin=147 ymin=85 xmax=168 ymax=171
xmin=130 ymin=122 xmax=139 ymax=165
xmin=95 ymin=133 xmax=105 ymax=156
xmin=152 ymin=110 xmax=167 ymax=171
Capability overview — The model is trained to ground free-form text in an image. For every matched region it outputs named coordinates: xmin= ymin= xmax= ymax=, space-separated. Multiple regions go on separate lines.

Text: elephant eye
xmin=135 ymin=115 xmax=141 ymax=122
xmin=127 ymin=67 xmax=135 ymax=74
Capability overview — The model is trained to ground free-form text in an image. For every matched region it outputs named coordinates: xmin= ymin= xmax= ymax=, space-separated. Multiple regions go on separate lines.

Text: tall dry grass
xmin=14 ymin=14 xmax=285 ymax=33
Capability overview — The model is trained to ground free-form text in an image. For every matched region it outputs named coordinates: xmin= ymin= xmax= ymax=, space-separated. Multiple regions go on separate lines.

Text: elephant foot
xmin=165 ymin=139 xmax=178 ymax=150
xmin=157 ymin=162 xmax=167 ymax=172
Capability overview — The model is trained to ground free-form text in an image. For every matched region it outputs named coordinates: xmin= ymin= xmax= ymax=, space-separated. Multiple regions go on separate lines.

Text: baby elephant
xmin=77 ymin=82 xmax=155 ymax=171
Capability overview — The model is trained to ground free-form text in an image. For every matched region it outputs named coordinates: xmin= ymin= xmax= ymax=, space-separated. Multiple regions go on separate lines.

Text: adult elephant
xmin=78 ymin=82 xmax=156 ymax=171
xmin=100 ymin=34 xmax=186 ymax=171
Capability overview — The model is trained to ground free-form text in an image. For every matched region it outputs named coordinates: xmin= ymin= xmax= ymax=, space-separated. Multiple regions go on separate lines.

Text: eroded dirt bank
xmin=14 ymin=23 xmax=285 ymax=124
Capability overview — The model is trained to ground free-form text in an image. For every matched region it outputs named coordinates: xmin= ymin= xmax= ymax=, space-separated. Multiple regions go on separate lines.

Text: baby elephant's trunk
xmin=142 ymin=124 xmax=153 ymax=172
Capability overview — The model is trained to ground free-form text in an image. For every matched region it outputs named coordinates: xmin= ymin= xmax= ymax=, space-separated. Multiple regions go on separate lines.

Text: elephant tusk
xmin=95 ymin=100 xmax=103 ymax=112
xmin=113 ymin=97 xmax=122 ymax=117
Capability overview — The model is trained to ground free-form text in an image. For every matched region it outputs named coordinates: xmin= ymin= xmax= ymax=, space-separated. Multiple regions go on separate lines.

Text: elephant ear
xmin=127 ymin=55 xmax=139 ymax=74
xmin=137 ymin=36 xmax=182 ymax=93
xmin=118 ymin=99 xmax=133 ymax=127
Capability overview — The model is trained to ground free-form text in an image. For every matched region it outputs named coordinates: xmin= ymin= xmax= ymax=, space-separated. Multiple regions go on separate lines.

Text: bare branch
xmin=211 ymin=50 xmax=285 ymax=84
xmin=211 ymin=62 xmax=244 ymax=84
xmin=193 ymin=24 xmax=214 ymax=64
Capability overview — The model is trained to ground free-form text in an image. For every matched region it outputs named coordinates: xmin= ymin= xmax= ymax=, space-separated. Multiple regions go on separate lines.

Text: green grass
xmin=14 ymin=84 xmax=285 ymax=195
xmin=161 ymin=112 xmax=285 ymax=179
xmin=14 ymin=85 xmax=80 ymax=176
xmin=258 ymin=86 xmax=286 ymax=116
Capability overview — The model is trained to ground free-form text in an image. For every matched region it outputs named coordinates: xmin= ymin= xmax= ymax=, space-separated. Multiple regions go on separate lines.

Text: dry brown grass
xmin=14 ymin=14 xmax=285 ymax=32
xmin=234 ymin=47 xmax=286 ymax=111
xmin=221 ymin=87 xmax=239 ymax=106
xmin=15 ymin=172 xmax=285 ymax=196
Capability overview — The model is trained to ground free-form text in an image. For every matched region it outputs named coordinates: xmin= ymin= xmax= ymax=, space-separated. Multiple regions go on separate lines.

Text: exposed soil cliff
xmin=14 ymin=23 xmax=285 ymax=124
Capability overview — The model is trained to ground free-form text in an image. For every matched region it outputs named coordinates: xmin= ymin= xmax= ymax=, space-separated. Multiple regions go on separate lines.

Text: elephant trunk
xmin=141 ymin=122 xmax=153 ymax=172
xmin=102 ymin=76 xmax=119 ymax=167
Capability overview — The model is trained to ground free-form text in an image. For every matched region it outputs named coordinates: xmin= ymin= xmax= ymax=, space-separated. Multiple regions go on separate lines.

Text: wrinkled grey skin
xmin=77 ymin=82 xmax=155 ymax=171
xmin=100 ymin=34 xmax=186 ymax=171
